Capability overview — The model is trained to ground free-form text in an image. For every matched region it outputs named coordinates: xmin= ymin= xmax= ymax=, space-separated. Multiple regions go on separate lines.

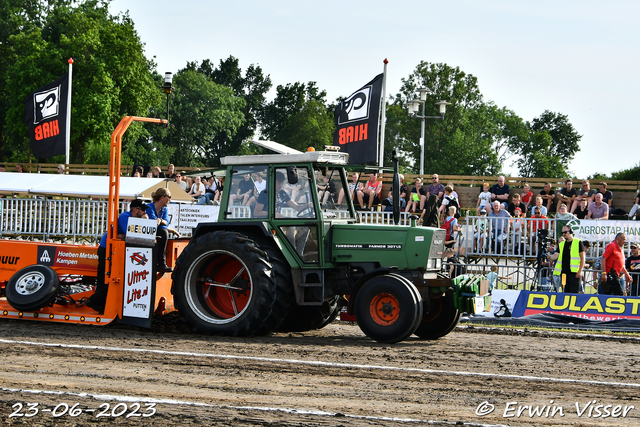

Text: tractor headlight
xmin=427 ymin=258 xmax=442 ymax=270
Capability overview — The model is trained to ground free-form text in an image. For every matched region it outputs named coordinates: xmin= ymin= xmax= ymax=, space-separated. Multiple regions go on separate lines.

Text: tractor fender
xmin=346 ymin=267 xmax=397 ymax=315
xmin=190 ymin=221 xmax=273 ymax=242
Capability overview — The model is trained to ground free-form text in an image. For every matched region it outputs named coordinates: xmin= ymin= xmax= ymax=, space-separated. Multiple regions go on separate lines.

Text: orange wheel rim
xmin=369 ymin=292 xmax=400 ymax=326
xmin=201 ymin=254 xmax=251 ymax=319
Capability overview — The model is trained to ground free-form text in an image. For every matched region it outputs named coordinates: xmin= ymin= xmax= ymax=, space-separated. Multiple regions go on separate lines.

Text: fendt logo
xmin=37 ymin=246 xmax=54 ymax=266
xmin=130 ymin=252 xmax=149 ymax=266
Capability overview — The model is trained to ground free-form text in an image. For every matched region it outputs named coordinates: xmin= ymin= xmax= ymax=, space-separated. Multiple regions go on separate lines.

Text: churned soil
xmin=1 ymin=314 xmax=639 ymax=426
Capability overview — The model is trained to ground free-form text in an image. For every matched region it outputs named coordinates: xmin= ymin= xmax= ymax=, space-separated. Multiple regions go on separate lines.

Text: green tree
xmin=3 ymin=0 xmax=161 ymax=164
xmin=182 ymin=56 xmax=272 ymax=159
xmin=511 ymin=110 xmax=582 ymax=178
xmin=0 ymin=0 xmax=50 ymax=160
xmin=385 ymin=62 xmax=519 ymax=175
xmin=160 ymin=69 xmax=246 ymax=167
xmin=514 ymin=130 xmax=568 ymax=178
xmin=260 ymin=82 xmax=335 ymax=152
xmin=610 ymin=163 xmax=640 ymax=181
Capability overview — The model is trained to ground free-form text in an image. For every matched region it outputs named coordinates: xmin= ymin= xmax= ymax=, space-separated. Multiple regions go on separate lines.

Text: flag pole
xmin=66 ymin=58 xmax=73 ymax=166
xmin=378 ymin=58 xmax=388 ymax=168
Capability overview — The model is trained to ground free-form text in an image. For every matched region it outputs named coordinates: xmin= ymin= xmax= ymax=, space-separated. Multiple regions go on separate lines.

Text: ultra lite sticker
xmin=123 ymin=247 xmax=153 ymax=319
xmin=334 ymin=244 xmax=402 ymax=250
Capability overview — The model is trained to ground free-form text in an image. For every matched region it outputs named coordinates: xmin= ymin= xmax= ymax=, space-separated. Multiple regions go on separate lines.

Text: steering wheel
xmin=297 ymin=207 xmax=315 ymax=218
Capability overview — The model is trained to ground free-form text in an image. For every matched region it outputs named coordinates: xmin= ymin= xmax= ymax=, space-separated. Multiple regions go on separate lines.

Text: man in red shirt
xmin=601 ymin=233 xmax=632 ymax=296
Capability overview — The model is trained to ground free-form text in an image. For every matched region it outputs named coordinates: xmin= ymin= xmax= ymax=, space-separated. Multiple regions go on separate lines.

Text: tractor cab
xmin=218 ymin=148 xmax=356 ymax=265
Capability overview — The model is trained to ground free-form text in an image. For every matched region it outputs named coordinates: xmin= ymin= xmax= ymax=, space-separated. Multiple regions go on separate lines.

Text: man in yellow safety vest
xmin=553 ymin=226 xmax=586 ymax=293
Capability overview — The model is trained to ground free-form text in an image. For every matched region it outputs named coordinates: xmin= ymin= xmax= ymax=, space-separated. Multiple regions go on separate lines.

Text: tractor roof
xmin=221 ymin=151 xmax=349 ymax=166
xmin=221 ymin=140 xmax=349 ymax=166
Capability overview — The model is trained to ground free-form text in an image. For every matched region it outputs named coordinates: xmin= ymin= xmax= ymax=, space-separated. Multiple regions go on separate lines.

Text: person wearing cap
xmin=626 ymin=243 xmax=640 ymax=296
xmin=85 ymin=199 xmax=150 ymax=312
xmin=553 ymin=226 xmax=586 ymax=293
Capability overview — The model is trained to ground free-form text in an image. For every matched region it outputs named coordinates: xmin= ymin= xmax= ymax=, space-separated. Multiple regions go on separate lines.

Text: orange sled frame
xmin=0 ymin=117 xmax=187 ymax=326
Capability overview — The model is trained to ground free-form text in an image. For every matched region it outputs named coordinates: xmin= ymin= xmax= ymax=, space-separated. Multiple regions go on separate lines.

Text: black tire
xmin=354 ymin=275 xmax=421 ymax=344
xmin=6 ymin=265 xmax=60 ymax=311
xmin=388 ymin=273 xmax=424 ymax=334
xmin=252 ymin=236 xmax=293 ymax=334
xmin=414 ymin=291 xmax=461 ymax=339
xmin=277 ymin=295 xmax=342 ymax=332
xmin=172 ymin=231 xmax=277 ymax=336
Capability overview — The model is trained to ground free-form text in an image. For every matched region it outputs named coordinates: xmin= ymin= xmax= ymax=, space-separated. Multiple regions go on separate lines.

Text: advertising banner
xmin=474 ymin=289 xmax=521 ymax=317
xmin=332 ymin=74 xmax=383 ymax=164
xmin=167 ymin=204 xmax=218 ymax=236
xmin=512 ymin=291 xmax=640 ymax=321
xmin=24 ymin=74 xmax=69 ymax=159
xmin=37 ymin=245 xmax=99 ymax=271
xmin=566 ymin=219 xmax=640 ymax=243
xmin=122 ymin=247 xmax=153 ymax=322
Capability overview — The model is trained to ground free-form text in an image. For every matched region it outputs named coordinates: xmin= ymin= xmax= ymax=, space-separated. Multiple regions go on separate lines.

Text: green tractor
xmin=172 ymin=144 xmax=459 ymax=343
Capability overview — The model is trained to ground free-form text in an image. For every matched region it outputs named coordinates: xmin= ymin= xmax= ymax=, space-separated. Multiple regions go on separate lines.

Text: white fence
xmin=0 ymin=198 xmax=417 ymax=242
xmin=463 ymin=215 xmax=638 ymax=261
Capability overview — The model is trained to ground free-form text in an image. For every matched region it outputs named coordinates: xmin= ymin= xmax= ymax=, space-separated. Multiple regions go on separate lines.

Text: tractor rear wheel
xmin=354 ymin=275 xmax=422 ymax=343
xmin=6 ymin=265 xmax=60 ymax=312
xmin=173 ymin=231 xmax=277 ymax=336
xmin=414 ymin=291 xmax=461 ymax=339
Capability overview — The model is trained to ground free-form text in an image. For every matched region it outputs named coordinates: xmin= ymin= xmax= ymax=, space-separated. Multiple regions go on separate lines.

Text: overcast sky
xmin=109 ymin=0 xmax=639 ymax=178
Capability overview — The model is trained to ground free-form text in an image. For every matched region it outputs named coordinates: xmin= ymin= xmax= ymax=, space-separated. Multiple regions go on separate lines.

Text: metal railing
xmin=444 ymin=260 xmax=640 ymax=296
xmin=0 ymin=198 xmax=128 ymax=242
xmin=463 ymin=215 xmax=637 ymax=261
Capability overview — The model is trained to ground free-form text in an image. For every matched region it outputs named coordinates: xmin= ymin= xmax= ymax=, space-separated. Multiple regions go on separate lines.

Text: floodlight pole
xmin=407 ymin=91 xmax=450 ymax=176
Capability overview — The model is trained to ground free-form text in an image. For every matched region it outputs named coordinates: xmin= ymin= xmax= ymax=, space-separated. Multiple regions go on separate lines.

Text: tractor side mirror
xmin=286 ymin=166 xmax=298 ymax=185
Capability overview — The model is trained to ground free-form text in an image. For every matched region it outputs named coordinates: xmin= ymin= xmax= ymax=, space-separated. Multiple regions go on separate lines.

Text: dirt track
xmin=1 ymin=315 xmax=639 ymax=426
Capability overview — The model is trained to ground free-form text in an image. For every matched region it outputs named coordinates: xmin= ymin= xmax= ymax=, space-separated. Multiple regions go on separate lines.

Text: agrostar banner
xmin=332 ymin=74 xmax=383 ymax=164
xmin=565 ymin=219 xmax=640 ymax=243
xmin=24 ymin=73 xmax=69 ymax=159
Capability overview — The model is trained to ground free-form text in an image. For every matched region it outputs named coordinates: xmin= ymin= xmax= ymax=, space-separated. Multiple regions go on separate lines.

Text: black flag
xmin=24 ymin=73 xmax=68 ymax=159
xmin=332 ymin=74 xmax=383 ymax=164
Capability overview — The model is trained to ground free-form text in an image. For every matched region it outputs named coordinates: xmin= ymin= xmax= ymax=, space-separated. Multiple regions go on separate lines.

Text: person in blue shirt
xmin=146 ymin=188 xmax=173 ymax=272
xmin=85 ymin=199 xmax=150 ymax=313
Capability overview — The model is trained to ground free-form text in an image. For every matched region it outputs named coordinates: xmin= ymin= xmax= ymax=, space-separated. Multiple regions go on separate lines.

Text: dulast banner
xmin=332 ymin=73 xmax=383 ymax=164
xmin=565 ymin=218 xmax=640 ymax=243
xmin=24 ymin=73 xmax=69 ymax=159
xmin=513 ymin=291 xmax=640 ymax=321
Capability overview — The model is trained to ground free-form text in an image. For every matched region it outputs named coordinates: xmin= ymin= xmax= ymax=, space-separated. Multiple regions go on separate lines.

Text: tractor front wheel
xmin=354 ymin=275 xmax=422 ymax=344
xmin=414 ymin=291 xmax=461 ymax=339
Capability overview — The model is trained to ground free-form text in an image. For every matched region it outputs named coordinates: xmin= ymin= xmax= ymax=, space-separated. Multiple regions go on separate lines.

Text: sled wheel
xmin=354 ymin=275 xmax=421 ymax=344
xmin=6 ymin=265 xmax=60 ymax=312
xmin=173 ymin=231 xmax=276 ymax=336
xmin=414 ymin=291 xmax=461 ymax=339
xmin=277 ymin=295 xmax=342 ymax=332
